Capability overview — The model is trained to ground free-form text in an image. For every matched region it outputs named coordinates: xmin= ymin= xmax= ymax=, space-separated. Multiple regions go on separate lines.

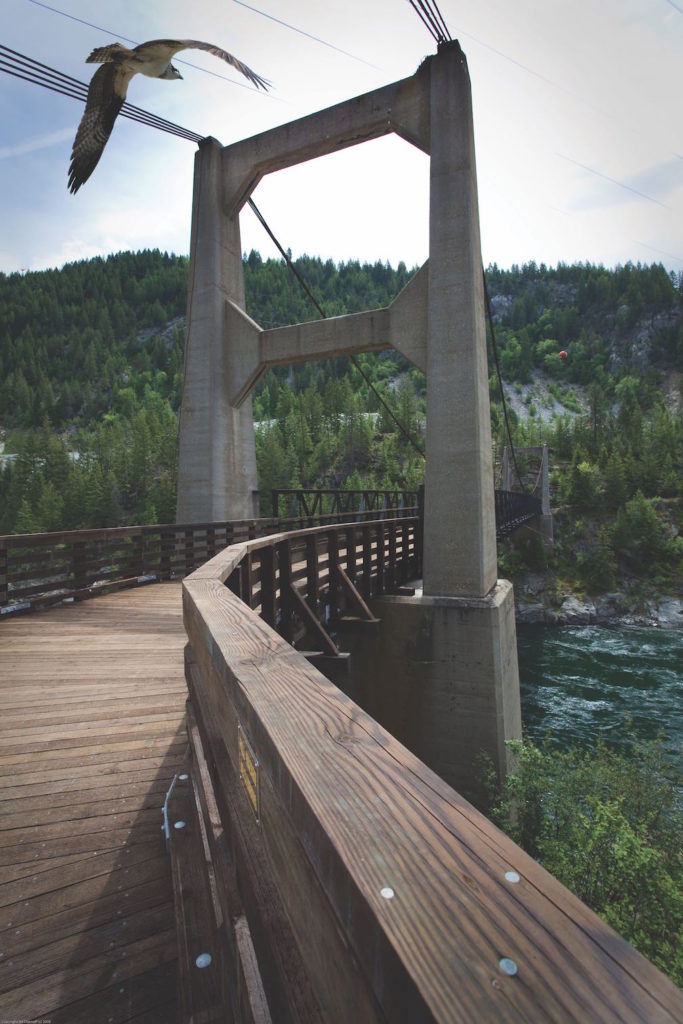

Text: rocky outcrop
xmin=514 ymin=578 xmax=683 ymax=629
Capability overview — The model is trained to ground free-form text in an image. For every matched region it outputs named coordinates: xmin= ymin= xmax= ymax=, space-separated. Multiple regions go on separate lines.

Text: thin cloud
xmin=0 ymin=127 xmax=73 ymax=159
xmin=558 ymin=153 xmax=678 ymax=212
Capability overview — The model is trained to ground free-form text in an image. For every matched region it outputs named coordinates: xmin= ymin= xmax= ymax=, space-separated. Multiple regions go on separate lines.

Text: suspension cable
xmin=482 ymin=274 xmax=526 ymax=491
xmin=408 ymin=0 xmax=452 ymax=44
xmin=247 ymin=197 xmax=425 ymax=459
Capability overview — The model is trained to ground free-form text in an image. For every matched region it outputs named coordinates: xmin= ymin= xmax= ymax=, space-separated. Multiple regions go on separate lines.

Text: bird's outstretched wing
xmin=68 ymin=63 xmax=131 ymax=193
xmin=137 ymin=38 xmax=270 ymax=90
xmin=86 ymin=43 xmax=133 ymax=64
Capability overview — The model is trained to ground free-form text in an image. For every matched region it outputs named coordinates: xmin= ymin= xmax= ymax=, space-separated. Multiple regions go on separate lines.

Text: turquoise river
xmin=517 ymin=625 xmax=683 ymax=767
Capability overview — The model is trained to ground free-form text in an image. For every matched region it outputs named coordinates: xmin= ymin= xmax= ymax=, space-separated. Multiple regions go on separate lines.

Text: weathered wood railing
xmin=0 ymin=512 xmax=421 ymax=615
xmin=221 ymin=519 xmax=419 ymax=656
xmin=0 ymin=519 xmax=280 ymax=612
xmin=178 ymin=522 xmax=682 ymax=1024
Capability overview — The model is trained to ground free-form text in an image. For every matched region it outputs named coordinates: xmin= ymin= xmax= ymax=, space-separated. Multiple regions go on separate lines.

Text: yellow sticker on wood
xmin=238 ymin=722 xmax=260 ymax=822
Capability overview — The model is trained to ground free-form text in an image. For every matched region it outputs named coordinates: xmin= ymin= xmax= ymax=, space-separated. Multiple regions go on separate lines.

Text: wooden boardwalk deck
xmin=0 ymin=582 xmax=188 ymax=1024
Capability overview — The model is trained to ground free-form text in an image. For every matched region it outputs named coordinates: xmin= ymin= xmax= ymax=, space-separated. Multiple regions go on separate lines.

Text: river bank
xmin=514 ymin=571 xmax=683 ymax=628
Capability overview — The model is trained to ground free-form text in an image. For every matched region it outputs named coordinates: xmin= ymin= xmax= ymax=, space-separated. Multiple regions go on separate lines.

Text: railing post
xmin=345 ymin=525 xmax=356 ymax=584
xmin=387 ymin=522 xmax=397 ymax=591
xmin=72 ymin=539 xmax=87 ymax=594
xmin=277 ymin=540 xmax=293 ymax=643
xmin=239 ymin=552 xmax=253 ymax=607
xmin=160 ymin=527 xmax=173 ymax=580
xmin=259 ymin=546 xmax=276 ymax=628
xmin=417 ymin=485 xmax=425 ymax=574
xmin=306 ymin=534 xmax=319 ymax=616
xmin=400 ymin=521 xmax=410 ymax=583
xmin=184 ymin=529 xmax=195 ymax=576
xmin=132 ymin=530 xmax=145 ymax=579
xmin=376 ymin=522 xmax=386 ymax=595
xmin=0 ymin=540 xmax=8 ymax=607
xmin=362 ymin=524 xmax=373 ymax=598
xmin=327 ymin=529 xmax=340 ymax=624
xmin=207 ymin=525 xmax=216 ymax=561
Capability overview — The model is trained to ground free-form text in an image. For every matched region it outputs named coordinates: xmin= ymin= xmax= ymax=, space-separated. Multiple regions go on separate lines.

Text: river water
xmin=517 ymin=625 xmax=683 ymax=767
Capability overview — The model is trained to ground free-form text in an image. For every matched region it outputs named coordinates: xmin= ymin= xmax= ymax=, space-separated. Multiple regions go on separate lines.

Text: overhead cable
xmin=22 ymin=0 xmax=270 ymax=91
xmin=408 ymin=0 xmax=452 ymax=44
xmin=233 ymin=0 xmax=383 ymax=71
xmin=0 ymin=45 xmax=202 ymax=143
xmin=483 ymin=275 xmax=526 ymax=491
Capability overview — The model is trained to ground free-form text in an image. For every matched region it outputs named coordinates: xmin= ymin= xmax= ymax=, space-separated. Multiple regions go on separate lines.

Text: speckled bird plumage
xmin=68 ymin=38 xmax=269 ymax=193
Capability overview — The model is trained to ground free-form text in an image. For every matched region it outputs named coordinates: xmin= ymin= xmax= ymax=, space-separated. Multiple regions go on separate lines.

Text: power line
xmin=557 ymin=152 xmax=674 ymax=211
xmin=22 ymin=0 xmax=274 ymax=93
xmin=233 ymin=0 xmax=383 ymax=71
xmin=0 ymin=45 xmax=203 ymax=142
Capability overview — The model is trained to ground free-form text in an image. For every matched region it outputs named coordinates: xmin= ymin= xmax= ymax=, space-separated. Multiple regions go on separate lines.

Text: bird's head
xmin=160 ymin=63 xmax=183 ymax=80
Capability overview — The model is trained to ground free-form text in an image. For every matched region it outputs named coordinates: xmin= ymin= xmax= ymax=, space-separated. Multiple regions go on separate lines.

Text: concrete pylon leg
xmin=423 ymin=43 xmax=496 ymax=600
xmin=345 ymin=43 xmax=521 ymax=801
xmin=176 ymin=139 xmax=259 ymax=523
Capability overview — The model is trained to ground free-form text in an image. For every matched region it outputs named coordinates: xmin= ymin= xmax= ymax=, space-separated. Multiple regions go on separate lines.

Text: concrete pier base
xmin=340 ymin=581 xmax=521 ymax=806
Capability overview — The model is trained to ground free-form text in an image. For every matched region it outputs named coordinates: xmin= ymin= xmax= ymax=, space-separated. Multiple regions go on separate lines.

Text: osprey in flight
xmin=68 ymin=39 xmax=269 ymax=193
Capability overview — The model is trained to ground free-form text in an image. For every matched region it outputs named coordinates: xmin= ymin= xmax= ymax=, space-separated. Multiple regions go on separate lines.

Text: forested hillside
xmin=0 ymin=250 xmax=681 ymax=598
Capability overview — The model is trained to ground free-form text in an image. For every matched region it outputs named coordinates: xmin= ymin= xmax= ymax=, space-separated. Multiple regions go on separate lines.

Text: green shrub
xmin=489 ymin=736 xmax=682 ymax=984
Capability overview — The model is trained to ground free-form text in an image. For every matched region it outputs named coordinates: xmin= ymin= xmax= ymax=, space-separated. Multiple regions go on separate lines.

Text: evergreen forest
xmin=0 ymin=249 xmax=681 ymax=596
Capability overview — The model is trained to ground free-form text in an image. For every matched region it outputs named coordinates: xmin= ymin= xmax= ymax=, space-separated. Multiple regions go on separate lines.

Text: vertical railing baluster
xmin=376 ymin=522 xmax=386 ymax=595
xmin=277 ymin=539 xmax=293 ymax=642
xmin=0 ymin=540 xmax=8 ymax=607
xmin=388 ymin=522 xmax=397 ymax=591
xmin=240 ymin=553 xmax=254 ymax=608
xmin=327 ymin=529 xmax=340 ymax=624
xmin=184 ymin=528 xmax=194 ymax=576
xmin=362 ymin=523 xmax=372 ymax=598
xmin=260 ymin=546 xmax=276 ymax=627
xmin=306 ymin=534 xmax=319 ymax=617
xmin=73 ymin=539 xmax=87 ymax=595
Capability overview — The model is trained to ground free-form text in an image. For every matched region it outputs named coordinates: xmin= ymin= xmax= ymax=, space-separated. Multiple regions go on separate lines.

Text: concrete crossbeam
xmin=222 ymin=71 xmax=430 ymax=214
xmin=226 ymin=263 xmax=428 ymax=407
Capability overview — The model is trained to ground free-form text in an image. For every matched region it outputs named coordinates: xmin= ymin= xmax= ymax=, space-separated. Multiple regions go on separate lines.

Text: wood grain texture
xmin=183 ymin=568 xmax=683 ymax=1024
xmin=0 ymin=582 xmax=187 ymax=1023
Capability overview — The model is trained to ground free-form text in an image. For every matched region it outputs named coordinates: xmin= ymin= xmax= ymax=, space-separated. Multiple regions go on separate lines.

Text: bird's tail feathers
xmin=86 ymin=43 xmax=131 ymax=63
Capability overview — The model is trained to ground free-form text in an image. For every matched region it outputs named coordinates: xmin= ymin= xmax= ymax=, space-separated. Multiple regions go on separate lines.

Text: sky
xmin=0 ymin=0 xmax=681 ymax=277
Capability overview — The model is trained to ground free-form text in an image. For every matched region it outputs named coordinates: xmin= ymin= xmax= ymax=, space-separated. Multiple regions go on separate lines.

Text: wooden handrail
xmin=182 ymin=522 xmax=681 ymax=1023
xmin=0 ymin=519 xmax=279 ymax=612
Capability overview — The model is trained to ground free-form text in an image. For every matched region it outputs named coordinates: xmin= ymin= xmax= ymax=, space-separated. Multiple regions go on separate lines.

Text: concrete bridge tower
xmin=176 ymin=41 xmax=521 ymax=797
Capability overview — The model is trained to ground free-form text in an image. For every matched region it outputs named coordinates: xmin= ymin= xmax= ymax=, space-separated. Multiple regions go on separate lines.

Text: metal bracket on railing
xmin=161 ymin=773 xmax=178 ymax=852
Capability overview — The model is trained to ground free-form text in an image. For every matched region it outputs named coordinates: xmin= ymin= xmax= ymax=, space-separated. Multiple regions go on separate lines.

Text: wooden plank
xmin=46 ymin=959 xmax=178 ymax=1024
xmin=0 ymin=582 xmax=187 ymax=1022
xmin=0 ymin=927 xmax=177 ymax=1022
xmin=0 ymin=843 xmax=164 ymax=909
